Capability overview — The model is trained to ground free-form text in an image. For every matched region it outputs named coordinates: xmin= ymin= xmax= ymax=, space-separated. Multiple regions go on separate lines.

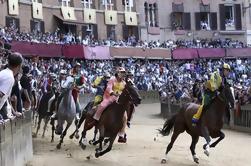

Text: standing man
xmin=0 ymin=53 xmax=23 ymax=113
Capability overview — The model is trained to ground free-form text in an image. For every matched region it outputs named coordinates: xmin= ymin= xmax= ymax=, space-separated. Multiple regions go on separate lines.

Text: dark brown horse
xmin=159 ymin=84 xmax=235 ymax=164
xmin=78 ymin=80 xmax=141 ymax=157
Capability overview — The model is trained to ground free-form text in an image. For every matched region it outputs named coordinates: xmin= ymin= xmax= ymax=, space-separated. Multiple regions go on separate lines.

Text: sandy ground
xmin=27 ymin=103 xmax=251 ymax=166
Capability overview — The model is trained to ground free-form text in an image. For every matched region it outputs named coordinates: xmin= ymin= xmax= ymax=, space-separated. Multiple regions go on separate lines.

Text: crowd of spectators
xmin=0 ymin=26 xmax=248 ymax=49
xmin=1 ymin=27 xmax=251 ymax=123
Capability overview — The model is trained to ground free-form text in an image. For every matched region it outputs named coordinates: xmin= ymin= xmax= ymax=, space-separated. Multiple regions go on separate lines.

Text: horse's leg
xmin=94 ymin=125 xmax=104 ymax=152
xmin=95 ymin=136 xmax=116 ymax=158
xmin=42 ymin=117 xmax=50 ymax=138
xmin=34 ymin=117 xmax=42 ymax=138
xmin=50 ymin=118 xmax=55 ymax=142
xmin=190 ymin=136 xmax=199 ymax=164
xmin=161 ymin=128 xmax=183 ymax=164
xmin=70 ymin=112 xmax=86 ymax=139
xmin=79 ymin=118 xmax=93 ymax=150
xmin=201 ymin=126 xmax=211 ymax=157
xmin=210 ymin=131 xmax=225 ymax=148
xmin=57 ymin=122 xmax=71 ymax=149
xmin=92 ymin=126 xmax=98 ymax=142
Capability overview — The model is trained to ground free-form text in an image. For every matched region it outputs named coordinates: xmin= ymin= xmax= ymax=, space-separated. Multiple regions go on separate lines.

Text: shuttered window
xmin=182 ymin=13 xmax=191 ymax=30
xmin=210 ymin=12 xmax=217 ymax=30
xmin=235 ymin=4 xmax=242 ymax=30
xmin=219 ymin=4 xmax=226 ymax=30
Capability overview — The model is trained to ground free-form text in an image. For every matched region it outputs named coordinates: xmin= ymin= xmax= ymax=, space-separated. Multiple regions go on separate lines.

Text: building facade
xmin=1 ymin=0 xmax=251 ymax=44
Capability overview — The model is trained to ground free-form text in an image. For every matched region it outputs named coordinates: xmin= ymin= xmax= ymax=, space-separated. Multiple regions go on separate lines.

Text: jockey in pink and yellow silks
xmin=93 ymin=67 xmax=128 ymax=143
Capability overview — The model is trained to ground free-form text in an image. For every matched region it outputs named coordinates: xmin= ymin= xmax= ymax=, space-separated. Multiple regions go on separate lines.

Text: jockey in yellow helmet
xmin=192 ymin=63 xmax=231 ymax=125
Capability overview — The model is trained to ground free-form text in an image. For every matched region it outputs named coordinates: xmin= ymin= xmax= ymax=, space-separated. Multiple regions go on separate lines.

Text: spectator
xmin=0 ymin=52 xmax=23 ymax=120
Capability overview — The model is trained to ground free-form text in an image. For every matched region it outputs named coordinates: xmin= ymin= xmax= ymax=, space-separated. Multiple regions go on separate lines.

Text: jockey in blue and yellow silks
xmin=92 ymin=72 xmax=111 ymax=107
xmin=192 ymin=63 xmax=231 ymax=125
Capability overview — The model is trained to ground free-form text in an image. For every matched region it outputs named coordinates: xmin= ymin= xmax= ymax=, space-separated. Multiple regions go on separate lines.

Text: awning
xmin=201 ymin=0 xmax=210 ymax=5
xmin=173 ymin=0 xmax=183 ymax=5
xmin=54 ymin=14 xmax=85 ymax=25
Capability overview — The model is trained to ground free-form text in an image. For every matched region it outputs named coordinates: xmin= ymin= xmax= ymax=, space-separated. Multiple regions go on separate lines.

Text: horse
xmin=69 ymin=101 xmax=99 ymax=144
xmin=159 ymin=84 xmax=235 ymax=164
xmin=33 ymin=87 xmax=58 ymax=138
xmin=54 ymin=81 xmax=76 ymax=149
xmin=82 ymin=80 xmax=141 ymax=158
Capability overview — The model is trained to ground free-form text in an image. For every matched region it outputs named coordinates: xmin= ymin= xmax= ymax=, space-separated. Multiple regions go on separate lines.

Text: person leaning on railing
xmin=0 ymin=52 xmax=23 ymax=122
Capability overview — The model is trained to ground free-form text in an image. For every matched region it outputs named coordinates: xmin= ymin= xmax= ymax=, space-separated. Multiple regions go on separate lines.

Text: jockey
xmin=71 ymin=63 xmax=86 ymax=120
xmin=192 ymin=63 xmax=231 ymax=125
xmin=125 ymin=71 xmax=135 ymax=128
xmin=93 ymin=67 xmax=128 ymax=143
xmin=46 ymin=73 xmax=58 ymax=113
xmin=91 ymin=72 xmax=111 ymax=108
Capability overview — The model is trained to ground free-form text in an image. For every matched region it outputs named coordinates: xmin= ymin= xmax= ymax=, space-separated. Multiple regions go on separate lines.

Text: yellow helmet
xmin=223 ymin=63 xmax=231 ymax=70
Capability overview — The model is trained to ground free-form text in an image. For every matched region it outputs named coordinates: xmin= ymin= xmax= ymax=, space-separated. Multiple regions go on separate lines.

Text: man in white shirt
xmin=0 ymin=52 xmax=23 ymax=111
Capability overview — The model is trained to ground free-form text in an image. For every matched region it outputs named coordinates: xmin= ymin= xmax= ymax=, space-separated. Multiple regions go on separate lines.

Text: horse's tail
xmin=158 ymin=114 xmax=176 ymax=136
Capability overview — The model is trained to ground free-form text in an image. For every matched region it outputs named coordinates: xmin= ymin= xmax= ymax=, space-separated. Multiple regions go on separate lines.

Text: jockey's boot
xmin=118 ymin=134 xmax=127 ymax=143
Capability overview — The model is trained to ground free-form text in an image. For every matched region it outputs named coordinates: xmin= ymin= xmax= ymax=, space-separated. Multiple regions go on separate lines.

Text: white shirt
xmin=0 ymin=68 xmax=15 ymax=110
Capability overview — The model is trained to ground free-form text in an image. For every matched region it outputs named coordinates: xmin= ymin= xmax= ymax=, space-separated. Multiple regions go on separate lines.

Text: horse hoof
xmin=95 ymin=147 xmax=102 ymax=152
xmin=95 ymin=152 xmax=100 ymax=158
xmin=75 ymin=134 xmax=80 ymax=139
xmin=32 ymin=134 xmax=37 ymax=138
xmin=56 ymin=144 xmax=61 ymax=149
xmin=81 ymin=144 xmax=86 ymax=150
xmin=42 ymin=135 xmax=45 ymax=138
xmin=204 ymin=150 xmax=210 ymax=157
xmin=89 ymin=140 xmax=94 ymax=145
xmin=210 ymin=143 xmax=216 ymax=148
xmin=51 ymin=139 xmax=54 ymax=143
xmin=69 ymin=135 xmax=74 ymax=139
xmin=193 ymin=157 xmax=199 ymax=164
xmin=161 ymin=159 xmax=167 ymax=164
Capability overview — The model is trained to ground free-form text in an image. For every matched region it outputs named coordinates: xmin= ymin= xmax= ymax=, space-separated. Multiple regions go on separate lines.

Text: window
xmin=107 ymin=25 xmax=116 ymax=40
xmin=6 ymin=16 xmax=19 ymax=30
xmin=100 ymin=0 xmax=114 ymax=10
xmin=220 ymin=4 xmax=242 ymax=31
xmin=144 ymin=2 xmax=158 ymax=27
xmin=122 ymin=0 xmax=133 ymax=7
xmin=81 ymin=0 xmax=93 ymax=8
xmin=60 ymin=0 xmax=73 ymax=7
xmin=171 ymin=12 xmax=191 ymax=30
xmin=172 ymin=13 xmax=183 ymax=30
xmin=225 ymin=5 xmax=234 ymax=29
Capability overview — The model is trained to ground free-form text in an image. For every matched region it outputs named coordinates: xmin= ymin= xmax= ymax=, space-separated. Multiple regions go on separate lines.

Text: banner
xmin=61 ymin=6 xmax=76 ymax=20
xmin=110 ymin=47 xmax=171 ymax=59
xmin=32 ymin=2 xmax=43 ymax=20
xmin=125 ymin=12 xmax=137 ymax=26
xmin=83 ymin=9 xmax=96 ymax=24
xmin=105 ymin=10 xmax=117 ymax=25
xmin=198 ymin=48 xmax=225 ymax=58
xmin=11 ymin=41 xmax=62 ymax=57
xmin=84 ymin=46 xmax=111 ymax=59
xmin=172 ymin=48 xmax=198 ymax=59
xmin=8 ymin=0 xmax=19 ymax=15
xmin=62 ymin=45 xmax=84 ymax=59
xmin=226 ymin=48 xmax=251 ymax=58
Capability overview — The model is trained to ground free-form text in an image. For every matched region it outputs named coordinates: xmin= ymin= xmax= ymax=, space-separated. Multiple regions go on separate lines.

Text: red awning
xmin=173 ymin=0 xmax=183 ymax=5
xmin=201 ymin=0 xmax=210 ymax=5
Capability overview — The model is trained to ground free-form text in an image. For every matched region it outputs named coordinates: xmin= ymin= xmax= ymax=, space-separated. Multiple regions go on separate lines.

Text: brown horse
xmin=159 ymin=84 xmax=235 ymax=164
xmin=78 ymin=80 xmax=141 ymax=157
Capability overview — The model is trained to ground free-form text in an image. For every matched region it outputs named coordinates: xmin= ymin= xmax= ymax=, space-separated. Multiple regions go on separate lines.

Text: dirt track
xmin=27 ymin=103 xmax=251 ymax=166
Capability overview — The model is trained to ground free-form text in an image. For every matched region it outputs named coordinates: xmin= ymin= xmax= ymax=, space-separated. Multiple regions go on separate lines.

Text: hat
xmin=223 ymin=63 xmax=231 ymax=70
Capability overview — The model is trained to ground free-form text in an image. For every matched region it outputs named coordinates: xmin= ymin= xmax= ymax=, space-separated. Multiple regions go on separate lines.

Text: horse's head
xmin=219 ymin=84 xmax=235 ymax=108
xmin=119 ymin=79 xmax=141 ymax=106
